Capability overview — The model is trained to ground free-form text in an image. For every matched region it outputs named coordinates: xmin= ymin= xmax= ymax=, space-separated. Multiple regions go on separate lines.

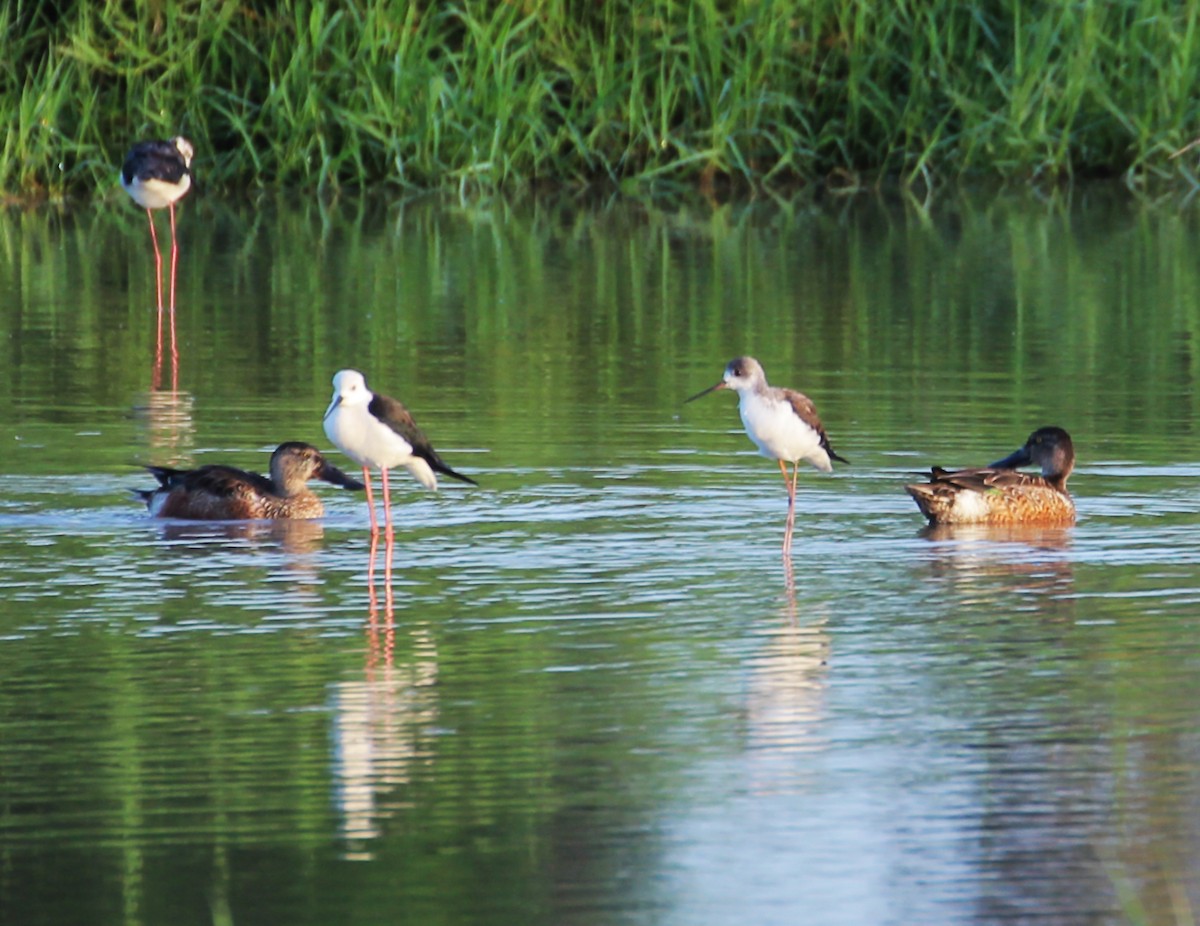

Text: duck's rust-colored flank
xmin=136 ymin=442 xmax=364 ymax=520
xmin=905 ymin=427 xmax=1076 ymax=526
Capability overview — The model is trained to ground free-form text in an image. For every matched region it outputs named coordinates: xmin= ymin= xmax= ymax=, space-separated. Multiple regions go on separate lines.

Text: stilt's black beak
xmin=684 ymin=381 xmax=727 ymax=404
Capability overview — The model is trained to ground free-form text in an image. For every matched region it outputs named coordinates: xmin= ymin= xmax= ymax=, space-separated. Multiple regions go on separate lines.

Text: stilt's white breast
xmin=122 ymin=174 xmax=192 ymax=210
xmin=324 ymin=403 xmax=415 ymax=471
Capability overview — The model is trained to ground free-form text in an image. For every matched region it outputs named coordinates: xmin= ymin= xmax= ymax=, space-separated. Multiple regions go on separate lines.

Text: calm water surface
xmin=1 ymin=187 xmax=1199 ymax=925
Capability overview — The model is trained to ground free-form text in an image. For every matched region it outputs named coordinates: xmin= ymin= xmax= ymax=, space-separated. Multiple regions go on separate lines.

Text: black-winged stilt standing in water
xmin=323 ymin=369 xmax=477 ymax=585
xmin=686 ymin=356 xmax=848 ymax=557
xmin=120 ymin=136 xmax=194 ymax=315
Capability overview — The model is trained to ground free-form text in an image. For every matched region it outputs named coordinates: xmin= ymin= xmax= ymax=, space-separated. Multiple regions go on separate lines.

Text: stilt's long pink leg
xmin=168 ymin=203 xmax=180 ymax=312
xmin=146 ymin=209 xmax=164 ymax=313
xmin=362 ymin=466 xmax=378 ymax=534
xmin=363 ymin=467 xmax=379 ymax=587
xmin=367 ymin=529 xmax=379 ymax=599
xmin=152 ymin=293 xmax=164 ymax=391
xmin=166 ymin=203 xmax=180 ymax=389
xmin=381 ymin=468 xmax=395 ymax=604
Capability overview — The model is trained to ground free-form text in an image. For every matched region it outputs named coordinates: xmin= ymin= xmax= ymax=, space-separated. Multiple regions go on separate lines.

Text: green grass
xmin=3 ymin=0 xmax=1200 ymax=199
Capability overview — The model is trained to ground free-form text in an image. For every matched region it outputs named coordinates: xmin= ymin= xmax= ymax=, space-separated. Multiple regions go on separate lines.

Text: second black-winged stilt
xmin=120 ymin=136 xmax=194 ymax=314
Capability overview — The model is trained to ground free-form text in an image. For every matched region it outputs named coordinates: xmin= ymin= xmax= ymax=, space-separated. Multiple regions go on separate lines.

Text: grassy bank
xmin=3 ymin=0 xmax=1200 ymax=198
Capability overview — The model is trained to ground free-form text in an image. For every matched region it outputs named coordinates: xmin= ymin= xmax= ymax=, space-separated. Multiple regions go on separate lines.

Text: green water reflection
xmin=0 ymin=187 xmax=1199 ymax=925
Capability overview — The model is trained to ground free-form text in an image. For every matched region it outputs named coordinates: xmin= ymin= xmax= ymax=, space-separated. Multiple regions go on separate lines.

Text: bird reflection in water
xmin=918 ymin=522 xmax=1075 ymax=604
xmin=365 ymin=530 xmax=397 ymax=662
xmin=742 ymin=595 xmax=832 ymax=795
xmin=331 ymin=612 xmax=440 ymax=860
xmin=154 ymin=518 xmax=325 ymax=547
xmin=151 ymin=305 xmax=180 ymax=392
xmin=134 ymin=388 xmax=195 ymax=466
xmin=367 ymin=529 xmax=396 ymax=616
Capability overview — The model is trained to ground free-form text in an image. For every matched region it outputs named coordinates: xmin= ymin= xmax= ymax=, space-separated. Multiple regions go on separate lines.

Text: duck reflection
xmin=152 ymin=517 xmax=327 ymax=554
xmin=917 ymin=522 xmax=1075 ymax=602
xmin=920 ymin=522 xmax=1074 ymax=548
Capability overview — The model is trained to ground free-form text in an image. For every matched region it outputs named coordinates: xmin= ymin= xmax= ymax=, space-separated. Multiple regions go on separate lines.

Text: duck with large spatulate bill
xmin=136 ymin=442 xmax=364 ymax=520
xmin=905 ymin=427 xmax=1076 ymax=525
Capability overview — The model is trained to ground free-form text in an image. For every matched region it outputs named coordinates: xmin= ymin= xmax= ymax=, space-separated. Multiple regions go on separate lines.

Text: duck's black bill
xmin=320 ymin=461 xmax=366 ymax=491
xmin=989 ymin=445 xmax=1033 ymax=470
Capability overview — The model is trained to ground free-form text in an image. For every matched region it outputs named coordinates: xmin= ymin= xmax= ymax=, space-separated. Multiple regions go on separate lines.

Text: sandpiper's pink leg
xmin=787 ymin=461 xmax=801 ymax=556
xmin=778 ymin=459 xmax=797 ymax=555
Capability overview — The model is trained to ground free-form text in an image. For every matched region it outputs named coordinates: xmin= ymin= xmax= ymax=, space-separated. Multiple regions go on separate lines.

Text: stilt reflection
xmin=331 ymin=606 xmax=439 ymax=860
xmin=135 ymin=388 xmax=195 ymax=465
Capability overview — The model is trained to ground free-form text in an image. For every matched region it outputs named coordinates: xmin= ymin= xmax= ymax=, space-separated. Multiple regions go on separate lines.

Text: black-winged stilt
xmin=323 ymin=368 xmax=477 ymax=585
xmin=120 ymin=136 xmax=194 ymax=314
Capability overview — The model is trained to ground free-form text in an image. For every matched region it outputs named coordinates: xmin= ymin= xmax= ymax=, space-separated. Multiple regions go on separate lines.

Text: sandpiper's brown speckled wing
xmin=781 ymin=388 xmax=849 ymax=465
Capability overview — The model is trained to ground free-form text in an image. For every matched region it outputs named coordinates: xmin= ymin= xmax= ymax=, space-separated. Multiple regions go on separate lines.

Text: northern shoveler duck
xmin=685 ymin=356 xmax=848 ymax=555
xmin=323 ymin=369 xmax=477 ymax=536
xmin=905 ymin=426 xmax=1076 ymax=525
xmin=135 ymin=442 xmax=364 ymax=520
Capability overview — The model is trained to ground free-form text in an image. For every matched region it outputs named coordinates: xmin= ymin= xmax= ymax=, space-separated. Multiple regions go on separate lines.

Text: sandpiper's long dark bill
xmin=905 ymin=426 xmax=1076 ymax=526
xmin=686 ymin=356 xmax=847 ymax=556
xmin=135 ymin=441 xmax=363 ymax=521
xmin=684 ymin=379 xmax=728 ymax=403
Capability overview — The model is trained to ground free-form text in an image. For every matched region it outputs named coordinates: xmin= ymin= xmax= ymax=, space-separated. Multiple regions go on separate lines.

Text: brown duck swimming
xmin=136 ymin=442 xmax=364 ymax=520
xmin=905 ymin=427 xmax=1076 ymax=525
